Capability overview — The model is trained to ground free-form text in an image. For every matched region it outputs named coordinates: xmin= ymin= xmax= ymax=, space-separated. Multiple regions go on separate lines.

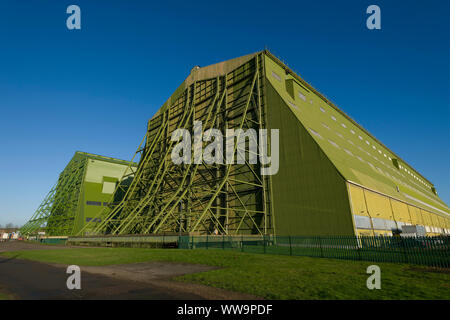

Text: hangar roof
xmin=148 ymin=50 xmax=450 ymax=217
xmin=263 ymin=52 xmax=449 ymax=217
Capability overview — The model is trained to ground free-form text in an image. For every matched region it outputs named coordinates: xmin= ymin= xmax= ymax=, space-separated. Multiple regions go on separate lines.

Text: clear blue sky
xmin=0 ymin=0 xmax=449 ymax=226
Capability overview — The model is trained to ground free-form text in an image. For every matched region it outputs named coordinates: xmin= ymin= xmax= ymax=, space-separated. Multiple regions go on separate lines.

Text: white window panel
xmin=298 ymin=92 xmax=306 ymax=101
xmin=354 ymin=215 xmax=372 ymax=229
xmin=288 ymin=101 xmax=299 ymax=111
xmin=271 ymin=71 xmax=281 ymax=81
xmin=328 ymin=139 xmax=339 ymax=148
xmin=309 ymin=128 xmax=323 ymax=139
xmin=102 ymin=181 xmax=116 ymax=194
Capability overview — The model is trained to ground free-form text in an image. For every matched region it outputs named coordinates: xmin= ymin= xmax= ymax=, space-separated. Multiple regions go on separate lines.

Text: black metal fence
xmin=179 ymin=235 xmax=450 ymax=269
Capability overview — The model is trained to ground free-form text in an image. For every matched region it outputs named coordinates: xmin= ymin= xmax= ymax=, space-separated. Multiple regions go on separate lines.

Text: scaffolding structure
xmin=80 ymin=55 xmax=274 ymax=236
xmin=20 ymin=155 xmax=87 ymax=235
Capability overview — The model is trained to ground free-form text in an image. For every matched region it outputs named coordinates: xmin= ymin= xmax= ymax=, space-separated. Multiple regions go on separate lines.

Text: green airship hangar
xmin=21 ymin=50 xmax=450 ymax=238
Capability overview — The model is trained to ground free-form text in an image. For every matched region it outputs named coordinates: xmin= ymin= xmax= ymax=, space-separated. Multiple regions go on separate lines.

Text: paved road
xmin=0 ymin=255 xmax=204 ymax=300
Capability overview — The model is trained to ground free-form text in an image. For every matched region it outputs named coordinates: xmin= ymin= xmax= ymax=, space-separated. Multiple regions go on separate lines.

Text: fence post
xmin=401 ymin=237 xmax=408 ymax=264
xmin=319 ymin=236 xmax=323 ymax=258
xmin=319 ymin=237 xmax=324 ymax=258
xmin=263 ymin=235 xmax=266 ymax=254
xmin=429 ymin=236 xmax=439 ymax=269
xmin=356 ymin=236 xmax=361 ymax=261
xmin=289 ymin=236 xmax=292 ymax=256
xmin=438 ymin=235 xmax=446 ymax=269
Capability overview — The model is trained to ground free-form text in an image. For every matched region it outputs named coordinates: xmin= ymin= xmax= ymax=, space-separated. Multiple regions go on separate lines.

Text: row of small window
xmin=357 ymin=154 xmax=430 ymax=198
xmin=309 ymin=128 xmax=388 ymax=176
xmin=386 ymin=175 xmax=442 ymax=211
xmin=86 ymin=201 xmax=110 ymax=207
xmin=321 ymin=123 xmax=390 ymax=168
xmin=316 ymin=103 xmax=407 ymax=176
xmin=398 ymin=164 xmax=430 ymax=188
xmin=318 ymin=114 xmax=431 ymax=194
xmin=389 ymin=162 xmax=432 ymax=195
xmin=385 ymin=164 xmax=429 ymax=195
xmin=316 ymin=106 xmax=435 ymax=192
xmin=310 ymin=127 xmax=430 ymax=196
xmin=274 ymin=69 xmax=402 ymax=178
xmin=402 ymin=172 xmax=432 ymax=194
xmin=317 ymin=107 xmax=393 ymax=160
xmin=317 ymin=107 xmax=431 ymax=191
xmin=300 ymin=106 xmax=408 ymax=189
xmin=277 ymin=69 xmax=432 ymax=194
xmin=353 ymin=215 xmax=450 ymax=234
xmin=287 ymin=95 xmax=313 ymax=111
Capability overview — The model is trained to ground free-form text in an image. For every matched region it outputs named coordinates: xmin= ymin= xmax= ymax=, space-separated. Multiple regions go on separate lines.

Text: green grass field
xmin=1 ymin=247 xmax=449 ymax=299
xmin=0 ymin=289 xmax=13 ymax=300
xmin=0 ymin=293 xmax=10 ymax=300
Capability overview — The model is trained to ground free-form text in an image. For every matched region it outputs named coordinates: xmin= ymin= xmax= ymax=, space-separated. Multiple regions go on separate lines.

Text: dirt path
xmin=0 ymin=255 xmax=207 ymax=299
xmin=72 ymin=262 xmax=261 ymax=300
xmin=0 ymin=241 xmax=261 ymax=300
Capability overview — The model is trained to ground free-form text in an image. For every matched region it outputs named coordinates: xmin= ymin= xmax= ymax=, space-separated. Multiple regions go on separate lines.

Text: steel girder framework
xmin=80 ymin=55 xmax=274 ymax=236
xmin=20 ymin=155 xmax=87 ymax=236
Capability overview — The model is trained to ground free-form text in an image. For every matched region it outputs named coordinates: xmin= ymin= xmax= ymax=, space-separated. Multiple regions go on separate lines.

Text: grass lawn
xmin=0 ymin=290 xmax=13 ymax=300
xmin=1 ymin=247 xmax=449 ymax=299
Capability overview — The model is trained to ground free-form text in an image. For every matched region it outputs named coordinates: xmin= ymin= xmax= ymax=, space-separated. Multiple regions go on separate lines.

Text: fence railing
xmin=68 ymin=234 xmax=179 ymax=248
xmin=179 ymin=235 xmax=450 ymax=269
xmin=66 ymin=234 xmax=449 ymax=268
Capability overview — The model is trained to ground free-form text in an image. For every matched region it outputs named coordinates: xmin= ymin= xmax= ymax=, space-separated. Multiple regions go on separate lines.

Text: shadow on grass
xmin=0 ymin=254 xmax=20 ymax=264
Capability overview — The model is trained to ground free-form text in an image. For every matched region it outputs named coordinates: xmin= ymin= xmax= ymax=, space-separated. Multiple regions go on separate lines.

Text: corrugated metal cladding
xmin=57 ymin=152 xmax=136 ymax=235
xmin=266 ymin=81 xmax=354 ymax=236
xmin=348 ymin=183 xmax=449 ymax=236
xmin=22 ymin=152 xmax=137 ymax=236
xmin=261 ymin=51 xmax=449 ymax=236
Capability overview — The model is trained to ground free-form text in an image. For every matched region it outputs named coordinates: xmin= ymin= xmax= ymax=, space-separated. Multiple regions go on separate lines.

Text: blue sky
xmin=0 ymin=0 xmax=449 ymax=226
